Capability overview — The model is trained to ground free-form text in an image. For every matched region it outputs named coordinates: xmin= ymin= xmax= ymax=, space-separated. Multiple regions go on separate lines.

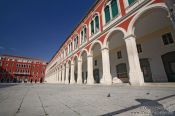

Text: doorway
xmin=162 ymin=51 xmax=175 ymax=82
xmin=140 ymin=58 xmax=153 ymax=82
xmin=93 ymin=69 xmax=100 ymax=83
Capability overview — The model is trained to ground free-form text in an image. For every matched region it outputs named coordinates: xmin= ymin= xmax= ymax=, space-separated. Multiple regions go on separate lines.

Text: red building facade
xmin=0 ymin=55 xmax=47 ymax=83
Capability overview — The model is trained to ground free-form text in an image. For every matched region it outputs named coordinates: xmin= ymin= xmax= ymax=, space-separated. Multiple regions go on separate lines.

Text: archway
xmin=73 ymin=56 xmax=78 ymax=83
xmin=106 ymin=30 xmax=129 ymax=83
xmin=133 ymin=7 xmax=174 ymax=82
xmin=68 ymin=60 xmax=71 ymax=83
xmin=90 ymin=42 xmax=103 ymax=84
xmin=80 ymin=50 xmax=88 ymax=84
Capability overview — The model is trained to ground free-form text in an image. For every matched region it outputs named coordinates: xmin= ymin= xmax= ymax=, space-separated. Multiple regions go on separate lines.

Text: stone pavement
xmin=0 ymin=83 xmax=175 ymax=116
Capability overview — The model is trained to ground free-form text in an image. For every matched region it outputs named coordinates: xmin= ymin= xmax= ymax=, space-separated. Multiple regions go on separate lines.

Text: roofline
xmin=0 ymin=54 xmax=47 ymax=63
xmin=48 ymin=0 xmax=100 ymax=64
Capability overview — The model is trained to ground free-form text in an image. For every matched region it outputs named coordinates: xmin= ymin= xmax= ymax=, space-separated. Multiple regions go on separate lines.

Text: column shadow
xmin=100 ymin=94 xmax=175 ymax=116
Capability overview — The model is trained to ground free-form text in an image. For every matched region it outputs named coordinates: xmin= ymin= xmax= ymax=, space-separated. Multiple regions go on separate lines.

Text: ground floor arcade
xmin=46 ymin=6 xmax=175 ymax=85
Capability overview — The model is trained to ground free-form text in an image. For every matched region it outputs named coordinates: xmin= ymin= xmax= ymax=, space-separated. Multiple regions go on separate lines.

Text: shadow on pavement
xmin=100 ymin=94 xmax=175 ymax=116
xmin=0 ymin=83 xmax=19 ymax=89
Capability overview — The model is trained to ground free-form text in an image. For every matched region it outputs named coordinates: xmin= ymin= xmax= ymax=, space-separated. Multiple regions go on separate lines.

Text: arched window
xmin=95 ymin=15 xmax=99 ymax=31
xmin=104 ymin=0 xmax=119 ymax=24
xmin=74 ymin=36 xmax=78 ymax=49
xmin=90 ymin=15 xmax=100 ymax=36
xmin=104 ymin=5 xmax=111 ymax=23
xmin=81 ymin=26 xmax=87 ymax=44
xmin=68 ymin=42 xmax=73 ymax=54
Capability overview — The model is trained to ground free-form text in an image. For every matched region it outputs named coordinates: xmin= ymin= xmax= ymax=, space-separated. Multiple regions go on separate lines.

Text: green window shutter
xmin=91 ymin=21 xmax=94 ymax=34
xmin=84 ymin=28 xmax=87 ymax=42
xmin=104 ymin=5 xmax=111 ymax=23
xmin=95 ymin=16 xmax=99 ymax=31
xmin=111 ymin=0 xmax=118 ymax=18
xmin=81 ymin=31 xmax=83 ymax=43
xmin=128 ymin=0 xmax=136 ymax=5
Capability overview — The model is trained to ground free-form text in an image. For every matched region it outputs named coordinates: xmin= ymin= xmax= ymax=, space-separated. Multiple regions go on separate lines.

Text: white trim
xmin=89 ymin=40 xmax=103 ymax=55
xmin=103 ymin=27 xmax=127 ymax=48
xmin=127 ymin=3 xmax=168 ymax=35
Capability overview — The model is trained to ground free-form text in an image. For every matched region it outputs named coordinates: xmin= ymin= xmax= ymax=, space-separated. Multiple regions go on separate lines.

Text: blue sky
xmin=0 ymin=0 xmax=95 ymax=62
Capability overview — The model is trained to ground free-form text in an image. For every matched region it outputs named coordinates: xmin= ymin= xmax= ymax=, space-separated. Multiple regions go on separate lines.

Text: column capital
xmin=78 ymin=59 xmax=82 ymax=62
xmin=87 ymin=54 xmax=93 ymax=58
xmin=124 ymin=34 xmax=136 ymax=40
xmin=101 ymin=47 xmax=109 ymax=51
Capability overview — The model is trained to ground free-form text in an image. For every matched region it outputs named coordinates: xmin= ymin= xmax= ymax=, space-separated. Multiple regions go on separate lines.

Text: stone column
xmin=55 ymin=69 xmax=58 ymax=82
xmin=57 ymin=69 xmax=59 ymax=83
xmin=101 ymin=47 xmax=112 ymax=85
xmin=59 ymin=68 xmax=62 ymax=83
xmin=65 ymin=63 xmax=69 ymax=84
xmin=124 ymin=35 xmax=144 ymax=85
xmin=70 ymin=61 xmax=75 ymax=84
xmin=87 ymin=55 xmax=94 ymax=85
xmin=77 ymin=59 xmax=82 ymax=84
xmin=62 ymin=65 xmax=65 ymax=83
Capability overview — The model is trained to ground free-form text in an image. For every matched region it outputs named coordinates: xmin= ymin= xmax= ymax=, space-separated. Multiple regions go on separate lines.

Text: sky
xmin=0 ymin=0 xmax=95 ymax=62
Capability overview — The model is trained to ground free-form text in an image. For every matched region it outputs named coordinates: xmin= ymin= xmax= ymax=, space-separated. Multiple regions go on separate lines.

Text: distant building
xmin=45 ymin=0 xmax=175 ymax=85
xmin=0 ymin=55 xmax=47 ymax=83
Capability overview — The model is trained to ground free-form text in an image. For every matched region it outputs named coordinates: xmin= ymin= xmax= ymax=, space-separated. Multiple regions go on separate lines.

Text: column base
xmin=101 ymin=75 xmax=112 ymax=85
xmin=87 ymin=77 xmax=94 ymax=85
xmin=65 ymin=80 xmax=69 ymax=84
xmin=77 ymin=81 xmax=82 ymax=84
xmin=129 ymin=71 xmax=144 ymax=86
xmin=70 ymin=80 xmax=75 ymax=84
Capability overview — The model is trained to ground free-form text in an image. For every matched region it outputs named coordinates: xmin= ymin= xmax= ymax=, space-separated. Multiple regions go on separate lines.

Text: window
xmin=94 ymin=60 xmax=97 ymax=66
xmin=137 ymin=44 xmax=142 ymax=53
xmin=68 ymin=42 xmax=73 ymax=54
xmin=104 ymin=0 xmax=119 ymax=24
xmin=162 ymin=32 xmax=174 ymax=45
xmin=116 ymin=63 xmax=128 ymax=78
xmin=90 ymin=15 xmax=99 ymax=36
xmin=117 ymin=51 xmax=122 ymax=59
xmin=128 ymin=0 xmax=136 ymax=5
xmin=74 ymin=36 xmax=79 ymax=49
xmin=91 ymin=20 xmax=95 ymax=35
xmin=104 ymin=5 xmax=111 ymax=23
xmin=111 ymin=0 xmax=118 ymax=18
xmin=95 ymin=15 xmax=99 ymax=31
xmin=0 ymin=62 xmax=2 ymax=66
xmin=81 ymin=26 xmax=87 ymax=44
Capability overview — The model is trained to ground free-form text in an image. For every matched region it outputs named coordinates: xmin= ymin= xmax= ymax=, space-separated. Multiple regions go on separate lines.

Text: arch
xmin=73 ymin=54 xmax=79 ymax=62
xmin=103 ymin=27 xmax=127 ymax=48
xmin=127 ymin=3 xmax=168 ymax=35
xmin=79 ymin=49 xmax=88 ymax=59
xmin=89 ymin=40 xmax=103 ymax=55
xmin=66 ymin=58 xmax=72 ymax=64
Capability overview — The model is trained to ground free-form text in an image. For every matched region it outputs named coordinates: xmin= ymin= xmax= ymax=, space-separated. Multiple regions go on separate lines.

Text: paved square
xmin=0 ymin=84 xmax=175 ymax=116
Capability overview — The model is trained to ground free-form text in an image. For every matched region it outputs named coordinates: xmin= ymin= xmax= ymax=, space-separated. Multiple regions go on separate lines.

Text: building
xmin=0 ymin=55 xmax=47 ymax=83
xmin=45 ymin=0 xmax=175 ymax=85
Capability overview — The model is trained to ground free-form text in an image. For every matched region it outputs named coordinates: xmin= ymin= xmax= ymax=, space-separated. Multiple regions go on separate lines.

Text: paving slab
xmin=0 ymin=83 xmax=175 ymax=116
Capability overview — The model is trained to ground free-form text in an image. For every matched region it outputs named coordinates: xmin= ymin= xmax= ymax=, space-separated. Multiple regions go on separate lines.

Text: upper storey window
xmin=128 ymin=0 xmax=136 ymax=5
xmin=74 ymin=35 xmax=79 ymax=49
xmin=81 ymin=26 xmax=87 ymax=44
xmin=125 ymin=0 xmax=137 ymax=8
xmin=104 ymin=0 xmax=119 ymax=24
xmin=68 ymin=42 xmax=73 ymax=54
xmin=90 ymin=14 xmax=99 ymax=36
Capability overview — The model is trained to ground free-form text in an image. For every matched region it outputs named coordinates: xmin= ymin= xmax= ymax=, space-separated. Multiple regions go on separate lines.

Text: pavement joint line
xmin=15 ymin=88 xmax=29 ymax=115
xmin=58 ymin=99 xmax=81 ymax=116
xmin=37 ymin=93 xmax=49 ymax=116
